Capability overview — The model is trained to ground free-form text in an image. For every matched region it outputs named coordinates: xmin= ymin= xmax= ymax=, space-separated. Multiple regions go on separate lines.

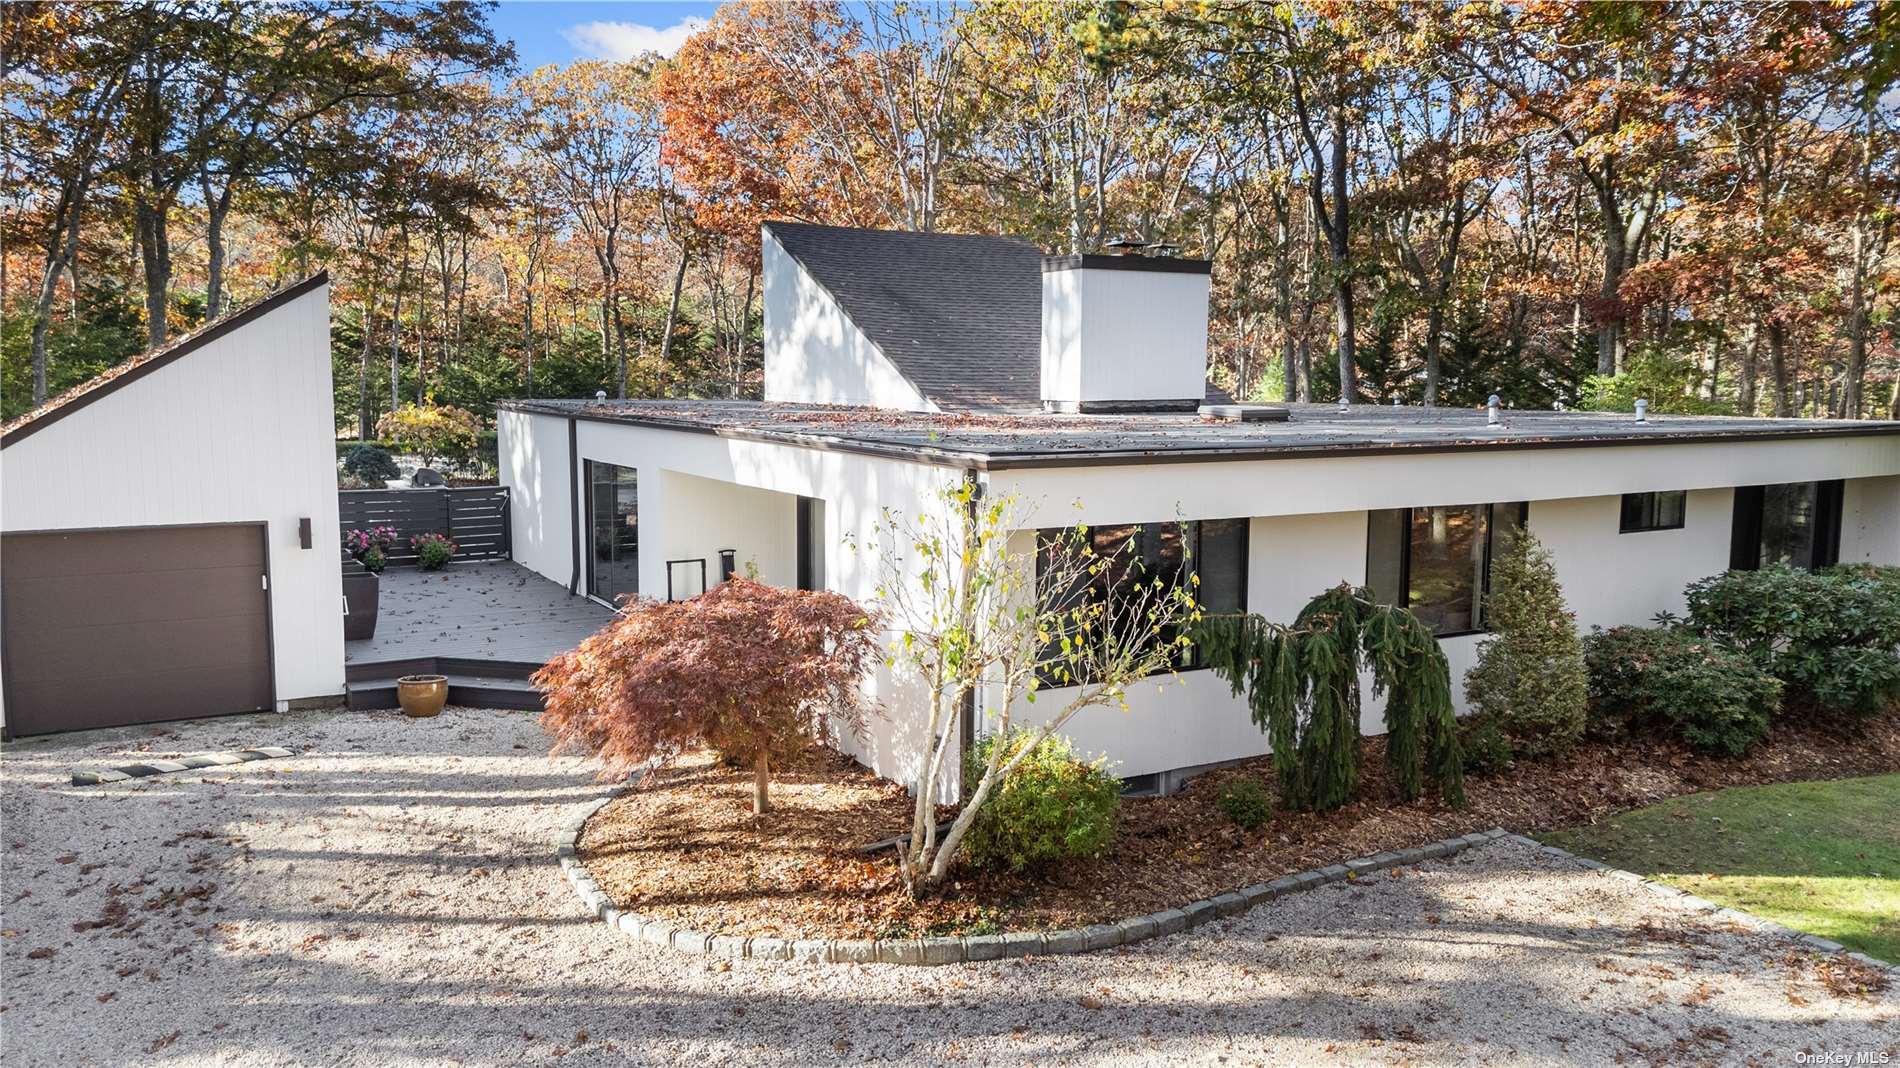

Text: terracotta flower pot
xmin=397 ymin=675 xmax=448 ymax=718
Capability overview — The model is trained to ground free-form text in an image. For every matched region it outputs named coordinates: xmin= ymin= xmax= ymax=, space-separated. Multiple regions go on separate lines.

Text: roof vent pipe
xmin=1634 ymin=398 xmax=1649 ymax=424
xmin=1487 ymin=394 xmax=1501 ymax=425
xmin=595 ymin=390 xmax=607 ymax=402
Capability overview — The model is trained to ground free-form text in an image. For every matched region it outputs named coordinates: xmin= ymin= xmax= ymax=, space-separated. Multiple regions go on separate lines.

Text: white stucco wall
xmin=761 ymin=228 xmax=933 ymax=412
xmin=498 ymin=407 xmax=578 ymax=589
xmin=499 ymin=411 xmax=1900 ymax=793
xmin=646 ymin=470 xmax=797 ymax=594
xmin=499 ymin=410 xmax=968 ymax=795
xmin=1040 ymin=264 xmax=1210 ymax=408
xmin=0 ymin=281 xmax=343 ymax=715
xmin=1530 ymin=489 xmax=1735 ymax=626
xmin=990 ymin=445 xmax=1900 ymax=781
xmin=1002 ymin=510 xmax=1375 ymax=779
xmin=1842 ymin=474 xmax=1900 ymax=564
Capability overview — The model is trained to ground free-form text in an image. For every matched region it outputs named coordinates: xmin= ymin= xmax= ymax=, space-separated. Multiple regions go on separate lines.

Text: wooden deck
xmin=345 ymin=561 xmax=612 ymax=668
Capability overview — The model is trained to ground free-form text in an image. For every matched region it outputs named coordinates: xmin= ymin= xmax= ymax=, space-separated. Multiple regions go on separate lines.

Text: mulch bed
xmin=577 ymin=711 xmax=1900 ymax=941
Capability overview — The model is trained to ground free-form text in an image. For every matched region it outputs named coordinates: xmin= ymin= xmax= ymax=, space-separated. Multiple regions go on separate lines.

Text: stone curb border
xmin=1508 ymin=832 xmax=1900 ymax=982
xmin=555 ymin=796 xmax=1522 ymax=965
xmin=558 ymin=796 xmax=1900 ymax=976
xmin=70 ymin=747 xmax=295 ymax=786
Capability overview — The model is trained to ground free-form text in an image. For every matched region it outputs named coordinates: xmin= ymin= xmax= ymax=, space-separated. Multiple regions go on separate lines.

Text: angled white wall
xmin=0 ymin=282 xmax=344 ymax=708
xmin=761 ymin=227 xmax=934 ymax=412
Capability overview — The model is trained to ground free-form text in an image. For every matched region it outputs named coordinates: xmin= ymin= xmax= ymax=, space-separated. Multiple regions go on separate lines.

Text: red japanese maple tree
xmin=535 ymin=577 xmax=878 ymax=814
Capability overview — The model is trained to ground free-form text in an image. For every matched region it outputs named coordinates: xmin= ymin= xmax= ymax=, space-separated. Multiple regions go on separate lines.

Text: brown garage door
xmin=2 ymin=525 xmax=273 ymax=736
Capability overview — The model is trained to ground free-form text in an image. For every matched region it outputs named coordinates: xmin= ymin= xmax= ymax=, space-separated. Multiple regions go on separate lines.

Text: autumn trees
xmin=517 ymin=62 xmax=663 ymax=400
xmin=5 ymin=2 xmax=1896 ymax=425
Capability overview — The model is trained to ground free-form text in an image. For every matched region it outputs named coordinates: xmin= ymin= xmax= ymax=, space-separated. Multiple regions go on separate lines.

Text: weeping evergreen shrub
xmin=1195 ymin=584 xmax=1464 ymax=812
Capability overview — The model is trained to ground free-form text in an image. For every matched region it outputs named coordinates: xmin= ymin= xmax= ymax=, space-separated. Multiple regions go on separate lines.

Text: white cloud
xmin=562 ymin=17 xmax=708 ymax=61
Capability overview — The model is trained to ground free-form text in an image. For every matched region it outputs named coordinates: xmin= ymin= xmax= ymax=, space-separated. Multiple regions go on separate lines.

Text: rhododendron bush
xmin=534 ymin=577 xmax=878 ymax=814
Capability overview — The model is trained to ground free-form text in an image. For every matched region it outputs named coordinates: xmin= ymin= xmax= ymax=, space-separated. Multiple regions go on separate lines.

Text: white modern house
xmin=0 ymin=274 xmax=345 ymax=737
xmin=500 ymin=222 xmax=1900 ymax=795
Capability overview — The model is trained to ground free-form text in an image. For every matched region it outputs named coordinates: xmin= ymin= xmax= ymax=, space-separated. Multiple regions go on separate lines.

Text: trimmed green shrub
xmin=1218 ymin=778 xmax=1272 ymax=830
xmin=960 ymin=732 xmax=1120 ymax=872
xmin=411 ymin=532 xmax=457 ymax=571
xmin=341 ymin=444 xmax=400 ymax=483
xmin=1583 ymin=626 xmax=1782 ymax=756
xmin=1458 ymin=714 xmax=1514 ymax=775
xmin=1685 ymin=565 xmax=1900 ymax=717
xmin=1464 ymin=527 xmax=1589 ymax=758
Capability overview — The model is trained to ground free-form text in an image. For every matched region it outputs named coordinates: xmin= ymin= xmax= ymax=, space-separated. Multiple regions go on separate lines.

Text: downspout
xmin=567 ymin=416 xmax=581 ymax=596
xmin=958 ymin=470 xmax=983 ymax=798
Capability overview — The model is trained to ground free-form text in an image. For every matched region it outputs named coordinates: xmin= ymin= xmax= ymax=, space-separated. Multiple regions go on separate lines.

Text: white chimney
xmin=1040 ymin=254 xmax=1211 ymax=414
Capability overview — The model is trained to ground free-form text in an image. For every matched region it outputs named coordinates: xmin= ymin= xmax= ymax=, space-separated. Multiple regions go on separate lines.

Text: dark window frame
xmin=1034 ymin=517 xmax=1250 ymax=679
xmin=1619 ymin=490 xmax=1687 ymax=534
xmin=1729 ymin=480 xmax=1843 ymax=571
xmin=1367 ymin=502 xmax=1527 ymax=639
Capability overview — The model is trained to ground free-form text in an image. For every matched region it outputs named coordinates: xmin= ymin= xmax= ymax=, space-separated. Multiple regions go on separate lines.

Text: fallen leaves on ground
xmin=576 ymin=711 xmax=1900 ymax=940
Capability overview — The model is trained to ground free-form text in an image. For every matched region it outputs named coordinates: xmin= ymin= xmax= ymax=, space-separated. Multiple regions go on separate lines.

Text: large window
xmin=1367 ymin=503 xmax=1526 ymax=636
xmin=586 ymin=461 xmax=638 ymax=604
xmin=1035 ymin=517 xmax=1248 ymax=675
xmin=1620 ymin=491 xmax=1686 ymax=533
xmin=1730 ymin=481 xmax=1842 ymax=571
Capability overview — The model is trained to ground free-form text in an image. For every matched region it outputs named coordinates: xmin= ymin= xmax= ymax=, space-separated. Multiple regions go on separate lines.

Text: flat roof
xmin=499 ymin=398 xmax=1900 ymax=471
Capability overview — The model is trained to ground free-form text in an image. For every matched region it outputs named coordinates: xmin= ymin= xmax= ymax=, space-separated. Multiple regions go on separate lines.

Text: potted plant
xmin=412 ymin=531 xmax=457 ymax=571
xmin=341 ymin=527 xmax=396 ymax=640
xmin=397 ymin=674 xmax=448 ymax=718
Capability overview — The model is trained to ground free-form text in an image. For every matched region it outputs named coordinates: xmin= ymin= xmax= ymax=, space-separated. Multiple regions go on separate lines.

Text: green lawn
xmin=1543 ymin=774 xmax=1900 ymax=962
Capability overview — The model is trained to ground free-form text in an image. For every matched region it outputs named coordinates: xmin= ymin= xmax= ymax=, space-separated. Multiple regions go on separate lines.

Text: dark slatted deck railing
xmin=339 ymin=486 xmax=510 ymax=565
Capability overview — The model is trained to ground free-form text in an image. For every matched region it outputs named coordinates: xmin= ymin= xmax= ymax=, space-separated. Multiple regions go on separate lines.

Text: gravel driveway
xmin=3 ymin=708 xmax=1892 ymax=1066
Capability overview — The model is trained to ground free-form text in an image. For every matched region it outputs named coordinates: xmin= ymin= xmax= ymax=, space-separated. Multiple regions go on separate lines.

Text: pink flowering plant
xmin=412 ymin=532 xmax=458 ymax=571
xmin=344 ymin=526 xmax=398 ymax=573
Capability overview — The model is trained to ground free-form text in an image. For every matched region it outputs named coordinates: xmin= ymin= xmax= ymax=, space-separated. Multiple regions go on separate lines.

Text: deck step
xmin=346 ymin=673 xmax=544 ymax=712
xmin=346 ymin=656 xmax=544 ymax=684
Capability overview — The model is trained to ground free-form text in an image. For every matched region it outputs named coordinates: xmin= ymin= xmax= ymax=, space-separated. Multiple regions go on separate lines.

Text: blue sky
xmin=488 ymin=1 xmax=722 ymax=71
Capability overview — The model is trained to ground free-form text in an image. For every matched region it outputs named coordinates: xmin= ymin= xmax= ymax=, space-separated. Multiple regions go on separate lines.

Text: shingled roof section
xmin=764 ymin=221 xmax=1045 ymax=411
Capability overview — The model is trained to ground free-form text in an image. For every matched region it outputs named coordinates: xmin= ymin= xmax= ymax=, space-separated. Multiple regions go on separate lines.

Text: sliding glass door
xmin=586 ymin=461 xmax=638 ymax=605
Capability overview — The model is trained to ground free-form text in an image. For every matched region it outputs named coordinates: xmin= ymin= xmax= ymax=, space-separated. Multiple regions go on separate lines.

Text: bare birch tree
xmin=864 ymin=482 xmax=1197 ymax=894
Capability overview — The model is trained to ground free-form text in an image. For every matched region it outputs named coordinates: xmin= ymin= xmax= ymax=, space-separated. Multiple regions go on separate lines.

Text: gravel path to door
xmin=2 ymin=708 xmax=1892 ymax=1066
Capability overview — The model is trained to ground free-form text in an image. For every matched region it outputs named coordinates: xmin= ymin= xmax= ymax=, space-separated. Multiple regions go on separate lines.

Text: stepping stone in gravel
xmin=71 ymin=748 xmax=297 ymax=786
